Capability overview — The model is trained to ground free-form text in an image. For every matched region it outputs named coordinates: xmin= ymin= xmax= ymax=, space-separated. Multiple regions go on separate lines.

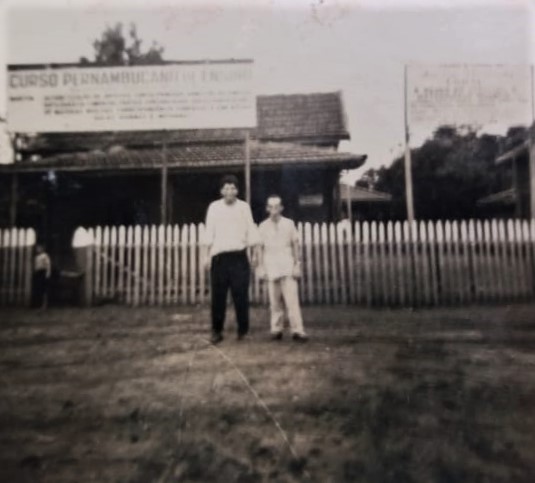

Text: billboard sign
xmin=407 ymin=64 xmax=532 ymax=129
xmin=7 ymin=60 xmax=256 ymax=133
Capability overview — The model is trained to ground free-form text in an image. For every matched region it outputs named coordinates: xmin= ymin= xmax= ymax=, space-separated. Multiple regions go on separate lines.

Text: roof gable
xmin=257 ymin=92 xmax=348 ymax=141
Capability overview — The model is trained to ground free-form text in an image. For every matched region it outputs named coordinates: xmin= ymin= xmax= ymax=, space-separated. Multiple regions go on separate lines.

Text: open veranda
xmin=1 ymin=304 xmax=534 ymax=483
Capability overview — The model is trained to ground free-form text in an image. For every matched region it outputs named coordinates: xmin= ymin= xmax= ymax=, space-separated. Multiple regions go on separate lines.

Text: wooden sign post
xmin=245 ymin=131 xmax=251 ymax=204
xmin=404 ymin=65 xmax=415 ymax=224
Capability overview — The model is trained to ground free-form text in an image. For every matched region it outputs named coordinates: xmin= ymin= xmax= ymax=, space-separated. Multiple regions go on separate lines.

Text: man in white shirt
xmin=258 ymin=195 xmax=308 ymax=342
xmin=202 ymin=175 xmax=260 ymax=344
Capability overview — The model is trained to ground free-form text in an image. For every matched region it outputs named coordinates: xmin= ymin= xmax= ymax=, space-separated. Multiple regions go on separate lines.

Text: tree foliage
xmin=359 ymin=126 xmax=526 ymax=220
xmin=80 ymin=23 xmax=164 ymax=66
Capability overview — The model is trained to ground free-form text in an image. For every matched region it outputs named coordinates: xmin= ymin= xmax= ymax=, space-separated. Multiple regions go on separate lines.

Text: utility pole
xmin=160 ymin=133 xmax=168 ymax=225
xmin=404 ymin=65 xmax=415 ymax=223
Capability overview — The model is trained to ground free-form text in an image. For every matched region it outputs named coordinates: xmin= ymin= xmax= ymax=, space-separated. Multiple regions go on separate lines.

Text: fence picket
xmin=320 ymin=224 xmax=330 ymax=304
xmin=110 ymin=226 xmax=117 ymax=300
xmin=350 ymin=222 xmax=359 ymax=304
xmin=394 ymin=222 xmax=404 ymax=306
xmin=459 ymin=221 xmax=470 ymax=304
xmin=441 ymin=221 xmax=452 ymax=305
xmin=329 ymin=224 xmax=339 ymax=304
xmin=514 ymin=219 xmax=527 ymax=298
xmin=411 ymin=222 xmax=423 ymax=306
xmin=401 ymin=222 xmax=412 ymax=306
xmin=304 ymin=223 xmax=313 ymax=304
xmin=94 ymin=227 xmax=102 ymax=301
xmin=198 ymin=224 xmax=206 ymax=304
xmin=500 ymin=220 xmax=513 ymax=300
xmin=337 ymin=223 xmax=348 ymax=304
xmin=386 ymin=222 xmax=396 ymax=306
xmin=165 ymin=225 xmax=173 ymax=305
xmin=449 ymin=221 xmax=460 ymax=305
xmin=101 ymin=227 xmax=109 ymax=299
xmin=140 ymin=226 xmax=149 ymax=305
xmin=312 ymin=224 xmax=321 ymax=303
xmin=476 ymin=221 xmax=485 ymax=301
xmin=116 ymin=227 xmax=125 ymax=303
xmin=173 ymin=225 xmax=180 ymax=304
xmin=362 ymin=222 xmax=372 ymax=306
xmin=125 ymin=227 xmax=133 ymax=305
xmin=15 ymin=229 xmax=24 ymax=305
xmin=489 ymin=221 xmax=502 ymax=301
xmin=522 ymin=220 xmax=534 ymax=298
xmin=369 ymin=222 xmax=377 ymax=306
xmin=419 ymin=222 xmax=431 ymax=306
xmin=181 ymin=225 xmax=189 ymax=305
xmin=378 ymin=222 xmax=388 ymax=306
xmin=148 ymin=226 xmax=156 ymax=305
xmin=504 ymin=220 xmax=518 ymax=298
xmin=189 ymin=224 xmax=197 ymax=304
xmin=426 ymin=221 xmax=438 ymax=306
xmin=157 ymin=226 xmax=165 ymax=306
xmin=484 ymin=220 xmax=497 ymax=301
xmin=130 ymin=227 xmax=139 ymax=306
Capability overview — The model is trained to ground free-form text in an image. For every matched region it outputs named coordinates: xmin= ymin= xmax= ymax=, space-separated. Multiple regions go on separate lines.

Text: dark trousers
xmin=32 ymin=270 xmax=49 ymax=308
xmin=210 ymin=250 xmax=250 ymax=335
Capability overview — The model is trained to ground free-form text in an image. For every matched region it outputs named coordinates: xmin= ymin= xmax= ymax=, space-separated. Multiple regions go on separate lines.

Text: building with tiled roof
xmin=0 ymin=91 xmax=366 ymax=258
xmin=477 ymin=125 xmax=534 ymax=219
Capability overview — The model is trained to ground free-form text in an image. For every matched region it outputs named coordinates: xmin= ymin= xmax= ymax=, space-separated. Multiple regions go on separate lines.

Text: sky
xmin=1 ymin=0 xmax=534 ymax=177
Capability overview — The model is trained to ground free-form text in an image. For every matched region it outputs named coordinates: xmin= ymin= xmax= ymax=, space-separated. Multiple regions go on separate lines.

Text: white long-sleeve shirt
xmin=34 ymin=253 xmax=51 ymax=278
xmin=203 ymin=198 xmax=260 ymax=257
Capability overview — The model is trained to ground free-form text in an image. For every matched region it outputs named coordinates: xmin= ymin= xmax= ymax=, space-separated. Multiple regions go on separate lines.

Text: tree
xmin=358 ymin=126 xmax=521 ymax=220
xmin=80 ymin=23 xmax=164 ymax=66
xmin=355 ymin=168 xmax=380 ymax=190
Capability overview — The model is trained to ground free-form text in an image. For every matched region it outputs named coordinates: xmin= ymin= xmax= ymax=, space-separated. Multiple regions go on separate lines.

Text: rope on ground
xmin=203 ymin=338 xmax=305 ymax=467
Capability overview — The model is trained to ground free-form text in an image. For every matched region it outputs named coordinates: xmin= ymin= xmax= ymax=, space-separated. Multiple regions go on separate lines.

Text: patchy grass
xmin=0 ymin=305 xmax=535 ymax=482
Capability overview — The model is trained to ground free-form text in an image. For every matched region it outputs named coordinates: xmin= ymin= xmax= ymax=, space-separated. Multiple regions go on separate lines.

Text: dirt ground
xmin=1 ymin=304 xmax=535 ymax=483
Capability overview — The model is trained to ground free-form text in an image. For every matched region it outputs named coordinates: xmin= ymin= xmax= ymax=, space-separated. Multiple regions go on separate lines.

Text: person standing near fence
xmin=32 ymin=244 xmax=51 ymax=309
xmin=257 ymin=195 xmax=308 ymax=342
xmin=202 ymin=175 xmax=260 ymax=344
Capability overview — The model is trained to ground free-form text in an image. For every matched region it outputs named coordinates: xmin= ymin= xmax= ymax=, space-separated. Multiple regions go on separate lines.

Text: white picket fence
xmin=0 ymin=228 xmax=36 ymax=307
xmin=80 ymin=219 xmax=535 ymax=307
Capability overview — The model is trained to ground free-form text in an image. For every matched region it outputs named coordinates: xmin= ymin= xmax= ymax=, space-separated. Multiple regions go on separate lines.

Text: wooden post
xmin=404 ymin=65 xmax=415 ymax=223
xmin=9 ymin=173 xmax=18 ymax=227
xmin=512 ymin=153 xmax=521 ymax=218
xmin=245 ymin=131 xmax=251 ymax=204
xmin=346 ymin=183 xmax=353 ymax=223
xmin=160 ymin=135 xmax=168 ymax=225
xmin=530 ymin=65 xmax=535 ymax=219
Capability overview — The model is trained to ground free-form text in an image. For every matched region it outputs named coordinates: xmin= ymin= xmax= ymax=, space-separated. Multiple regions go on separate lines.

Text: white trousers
xmin=268 ymin=276 xmax=306 ymax=335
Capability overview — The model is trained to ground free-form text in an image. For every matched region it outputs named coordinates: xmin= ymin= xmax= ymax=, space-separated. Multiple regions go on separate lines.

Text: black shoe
xmin=292 ymin=333 xmax=308 ymax=343
xmin=210 ymin=332 xmax=224 ymax=345
xmin=237 ymin=333 xmax=248 ymax=341
xmin=271 ymin=332 xmax=283 ymax=341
